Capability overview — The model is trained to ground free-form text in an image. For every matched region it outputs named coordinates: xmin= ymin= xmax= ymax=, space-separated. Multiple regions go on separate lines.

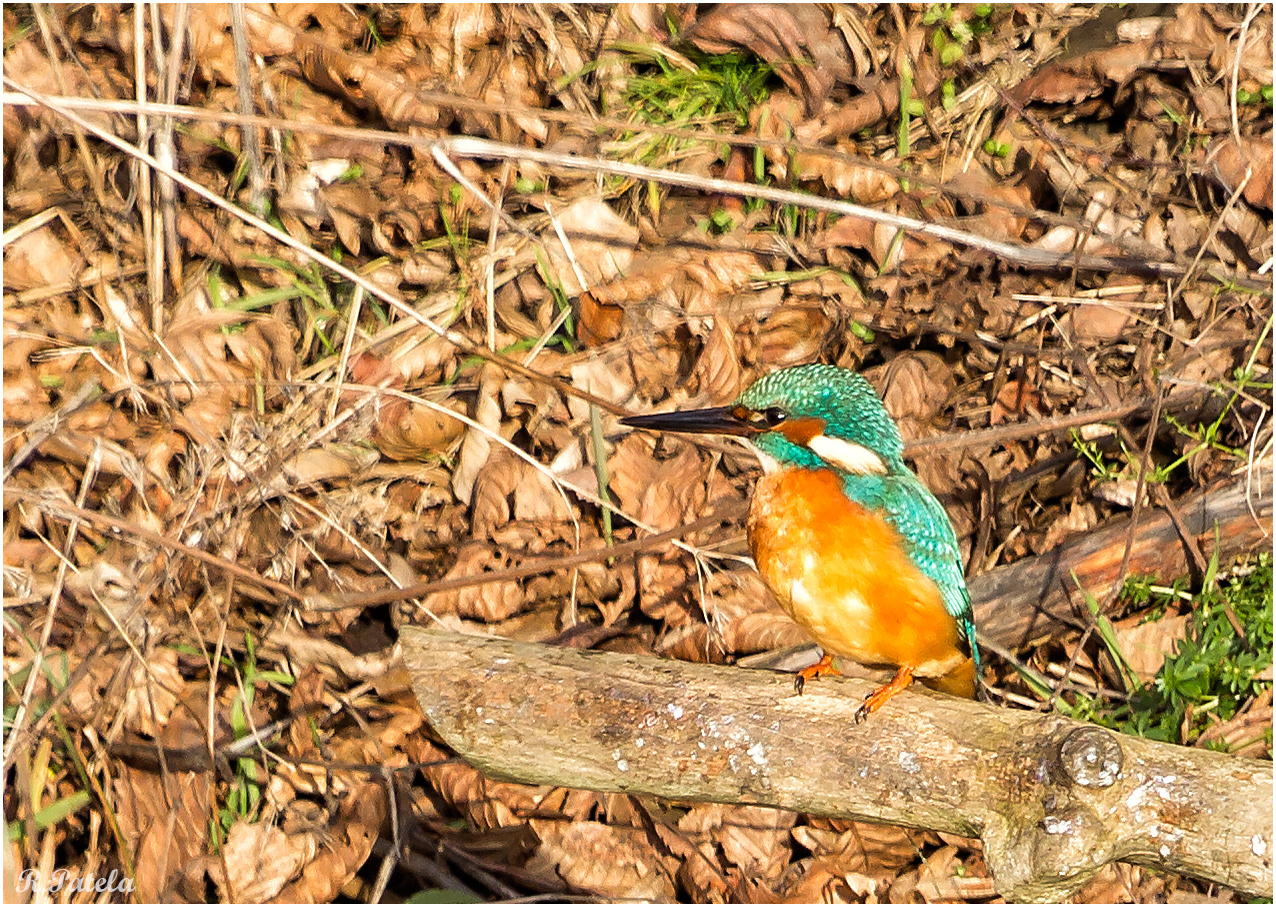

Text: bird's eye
xmin=735 ymin=405 xmax=786 ymax=431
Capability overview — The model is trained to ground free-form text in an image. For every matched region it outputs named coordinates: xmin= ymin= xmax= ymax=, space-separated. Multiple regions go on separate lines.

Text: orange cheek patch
xmin=777 ymin=416 xmax=825 ymax=446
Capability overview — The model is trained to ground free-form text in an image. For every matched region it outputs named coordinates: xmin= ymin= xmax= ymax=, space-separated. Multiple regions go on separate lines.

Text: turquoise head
xmin=623 ymin=363 xmax=905 ymax=477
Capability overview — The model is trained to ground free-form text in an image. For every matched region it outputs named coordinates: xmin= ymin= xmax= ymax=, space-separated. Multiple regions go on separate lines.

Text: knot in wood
xmin=1058 ymin=726 xmax=1121 ymax=788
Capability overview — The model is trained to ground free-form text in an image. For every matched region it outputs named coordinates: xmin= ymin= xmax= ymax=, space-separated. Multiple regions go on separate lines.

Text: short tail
xmin=921 ymin=657 xmax=977 ymax=700
xmin=955 ymin=613 xmax=983 ymax=701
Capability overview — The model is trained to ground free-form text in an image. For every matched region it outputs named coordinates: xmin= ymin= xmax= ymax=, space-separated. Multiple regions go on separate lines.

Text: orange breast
xmin=747 ymin=468 xmax=965 ymax=679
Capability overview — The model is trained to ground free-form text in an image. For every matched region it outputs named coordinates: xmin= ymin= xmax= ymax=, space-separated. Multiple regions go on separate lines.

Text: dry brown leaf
xmin=219 ymin=819 xmax=311 ymax=903
xmin=470 ymin=449 xmax=566 ymax=538
xmin=873 ymin=217 xmax=952 ymax=273
xmin=1175 ymin=334 xmax=1245 ymax=387
xmin=286 ymin=666 xmax=329 ymax=762
xmin=636 ymin=551 xmax=699 ymax=625
xmin=577 ymin=288 xmax=627 ymax=346
xmin=627 ymin=339 xmax=688 ymax=407
xmin=718 ymin=611 xmax=809 ymax=656
xmin=37 ymin=427 xmax=150 ymax=492
xmin=1166 ymin=204 xmax=1208 ymax=256
xmin=749 ymin=301 xmax=829 ymax=370
xmin=683 ymin=805 xmax=797 ymax=885
xmin=567 ymin=355 xmax=635 ymax=423
xmin=793 ymin=820 xmax=929 ymax=876
xmin=1035 ymin=186 xmax=1146 ymax=260
xmin=1161 ymin=5 xmax=1274 ymax=82
xmin=1192 ymin=83 xmax=1234 ymax=133
xmin=865 ymin=351 xmax=955 ymax=440
xmin=349 ymin=332 xmax=455 ymax=388
xmin=468 ymin=452 xmax=518 ymax=538
xmin=425 ymin=760 xmax=549 ymax=832
xmin=278 ymin=695 xmax=423 ymax=798
xmin=777 ymin=856 xmax=860 ymax=903
xmin=750 ymin=90 xmax=806 ymax=175
xmin=1041 ymin=501 xmax=1098 ymax=551
xmin=799 ymin=151 xmax=901 ymax=203
xmin=813 ymin=214 xmax=877 ymax=260
xmin=3 ymin=328 xmax=56 ymax=428
xmin=528 ymin=819 xmax=677 ymax=901
xmin=239 ymin=5 xmax=297 ymax=56
xmin=1209 ymin=134 xmax=1274 ymax=211
xmin=680 ymin=252 xmax=767 ymax=328
xmin=1059 ymin=301 xmax=1134 ymax=344
xmin=66 ymin=558 xmax=148 ymax=638
xmin=538 ymin=787 xmax=609 ymax=825
xmin=3 ymin=35 xmax=106 ymax=138
xmin=316 ymin=183 xmax=378 ymax=256
xmin=990 ymin=377 xmax=1044 ymax=426
xmin=816 ymin=200 xmax=955 ymax=273
xmin=726 ymin=867 xmax=780 ymax=903
xmin=421 ymin=541 xmax=527 ymax=622
xmin=1108 ymin=612 xmax=1190 ymax=683
xmin=656 ymin=620 xmax=729 ymax=663
xmin=609 ymin=435 xmax=708 ymax=530
xmin=582 ymin=248 xmax=763 ymax=340
xmin=420 ymin=3 xmax=501 ymax=80
xmin=951 ymin=174 xmax=1036 ymax=242
xmin=2 ymin=224 xmax=84 ymax=291
xmin=645 ymin=811 xmax=730 ymax=902
xmin=174 ymin=6 xmax=238 ymax=83
xmin=119 ymin=648 xmax=182 ymax=738
xmin=1068 ymin=862 xmax=1149 ymax=904
xmin=112 ymin=704 xmax=214 ymax=901
xmin=538 ymin=195 xmax=639 ymax=297
xmin=457 ymin=48 xmax=548 ymax=143
xmin=147 ymin=308 xmax=296 ymax=439
xmin=278 ymin=443 xmax=380 ymax=486
xmin=886 ymin=865 xmax=921 ymax=903
xmin=503 ymin=368 xmax=571 ymax=429
xmin=909 ymin=843 xmax=995 ymax=901
xmin=272 ymin=778 xmax=387 ymax=903
xmin=1008 ymin=35 xmax=1152 ymax=106
xmin=452 ymin=364 xmax=503 ymax=505
xmin=693 ymin=318 xmax=743 ymax=403
xmin=374 ymin=398 xmax=466 ymax=461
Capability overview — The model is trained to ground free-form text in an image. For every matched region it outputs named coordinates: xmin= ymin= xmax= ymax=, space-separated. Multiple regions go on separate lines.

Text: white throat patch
xmin=807 ymin=434 xmax=887 ymax=475
xmin=743 ymin=440 xmax=781 ymax=475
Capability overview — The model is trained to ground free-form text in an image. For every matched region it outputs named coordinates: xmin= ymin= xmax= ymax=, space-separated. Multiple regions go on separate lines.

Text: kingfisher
xmin=623 ymin=363 xmax=980 ymax=721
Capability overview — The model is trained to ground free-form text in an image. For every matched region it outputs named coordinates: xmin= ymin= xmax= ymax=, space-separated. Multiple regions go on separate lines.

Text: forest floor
xmin=3 ymin=4 xmax=1272 ymax=904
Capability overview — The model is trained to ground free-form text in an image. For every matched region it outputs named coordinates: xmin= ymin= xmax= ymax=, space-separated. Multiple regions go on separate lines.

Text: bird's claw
xmin=794 ymin=653 xmax=839 ymax=695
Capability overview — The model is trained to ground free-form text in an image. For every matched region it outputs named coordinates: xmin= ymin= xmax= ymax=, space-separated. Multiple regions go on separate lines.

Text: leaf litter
xmin=2 ymin=3 xmax=1271 ymax=903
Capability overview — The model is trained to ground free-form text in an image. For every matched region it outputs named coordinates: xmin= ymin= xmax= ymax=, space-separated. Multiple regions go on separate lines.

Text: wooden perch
xmin=402 ymin=627 xmax=1272 ymax=903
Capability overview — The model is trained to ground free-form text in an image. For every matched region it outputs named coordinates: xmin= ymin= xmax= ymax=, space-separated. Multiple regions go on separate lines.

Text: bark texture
xmin=403 ymin=627 xmax=1272 ymax=902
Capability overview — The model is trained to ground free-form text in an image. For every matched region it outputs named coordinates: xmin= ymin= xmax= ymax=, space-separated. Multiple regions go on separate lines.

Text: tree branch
xmin=402 ymin=627 xmax=1272 ymax=903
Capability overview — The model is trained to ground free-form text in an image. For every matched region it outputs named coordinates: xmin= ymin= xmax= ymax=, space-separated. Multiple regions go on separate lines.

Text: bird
xmin=622 ymin=363 xmax=980 ymax=722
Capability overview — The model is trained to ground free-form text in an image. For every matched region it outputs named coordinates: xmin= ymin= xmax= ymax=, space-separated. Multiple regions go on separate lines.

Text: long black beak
xmin=621 ymin=406 xmax=755 ymax=437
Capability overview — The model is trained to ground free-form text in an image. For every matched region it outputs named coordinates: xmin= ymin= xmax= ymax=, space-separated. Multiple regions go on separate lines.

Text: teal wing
xmin=879 ymin=472 xmax=981 ymax=677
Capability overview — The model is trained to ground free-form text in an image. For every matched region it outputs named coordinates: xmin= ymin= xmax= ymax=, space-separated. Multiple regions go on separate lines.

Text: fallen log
xmin=402 ymin=627 xmax=1272 ymax=903
xmin=972 ymin=459 xmax=1271 ymax=646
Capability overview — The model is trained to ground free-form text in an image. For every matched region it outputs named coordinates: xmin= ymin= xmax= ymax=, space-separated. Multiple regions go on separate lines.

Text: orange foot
xmin=854 ymin=665 xmax=915 ymax=724
xmin=794 ymin=653 xmax=840 ymax=694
